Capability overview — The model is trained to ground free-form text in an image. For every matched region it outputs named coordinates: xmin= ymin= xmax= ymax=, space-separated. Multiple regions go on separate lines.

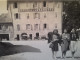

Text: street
xmin=0 ymin=40 xmax=80 ymax=60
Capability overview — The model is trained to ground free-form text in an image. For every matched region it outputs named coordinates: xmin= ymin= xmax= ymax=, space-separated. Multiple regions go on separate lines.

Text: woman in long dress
xmin=50 ymin=29 xmax=61 ymax=60
xmin=70 ymin=28 xmax=79 ymax=58
xmin=61 ymin=29 xmax=70 ymax=58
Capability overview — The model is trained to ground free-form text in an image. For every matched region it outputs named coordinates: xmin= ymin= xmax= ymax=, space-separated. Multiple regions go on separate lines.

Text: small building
xmin=7 ymin=0 xmax=63 ymax=40
xmin=0 ymin=14 xmax=13 ymax=41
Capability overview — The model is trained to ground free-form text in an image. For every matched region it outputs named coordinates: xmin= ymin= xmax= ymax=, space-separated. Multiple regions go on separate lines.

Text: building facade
xmin=0 ymin=14 xmax=13 ymax=41
xmin=7 ymin=0 xmax=63 ymax=40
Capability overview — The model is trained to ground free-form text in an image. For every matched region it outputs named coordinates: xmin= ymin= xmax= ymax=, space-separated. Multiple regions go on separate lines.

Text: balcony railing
xmin=0 ymin=30 xmax=13 ymax=33
xmin=19 ymin=8 xmax=54 ymax=12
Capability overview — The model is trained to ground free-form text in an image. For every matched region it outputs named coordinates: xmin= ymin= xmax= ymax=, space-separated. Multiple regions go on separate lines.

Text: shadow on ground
xmin=57 ymin=57 xmax=80 ymax=59
xmin=0 ymin=42 xmax=41 ymax=56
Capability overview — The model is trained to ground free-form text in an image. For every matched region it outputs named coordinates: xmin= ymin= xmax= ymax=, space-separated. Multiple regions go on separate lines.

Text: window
xmin=34 ymin=13 xmax=40 ymax=19
xmin=14 ymin=2 xmax=17 ymax=8
xmin=26 ymin=24 xmax=31 ymax=30
xmin=26 ymin=3 xmax=28 ymax=7
xmin=15 ymin=13 xmax=18 ymax=19
xmin=5 ymin=25 xmax=8 ymax=29
xmin=2 ymin=25 xmax=6 ymax=31
xmin=44 ymin=13 xmax=46 ymax=18
xmin=33 ymin=2 xmax=37 ymax=8
xmin=18 ymin=13 xmax=20 ymax=19
xmin=17 ymin=24 xmax=20 ymax=31
xmin=57 ymin=3 xmax=60 ymax=8
xmin=27 ymin=14 xmax=29 ymax=19
xmin=34 ymin=24 xmax=38 ymax=30
xmin=55 ymin=12 xmax=57 ymax=18
xmin=43 ymin=1 xmax=46 ymax=7
xmin=44 ymin=24 xmax=47 ymax=29
xmin=0 ymin=25 xmax=2 ymax=30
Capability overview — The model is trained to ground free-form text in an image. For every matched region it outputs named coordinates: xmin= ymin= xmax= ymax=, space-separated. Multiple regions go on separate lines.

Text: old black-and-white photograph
xmin=0 ymin=0 xmax=80 ymax=60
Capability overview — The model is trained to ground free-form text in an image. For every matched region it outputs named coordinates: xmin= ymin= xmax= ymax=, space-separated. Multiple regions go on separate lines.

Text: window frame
xmin=33 ymin=2 xmax=37 ymax=8
xmin=15 ymin=13 xmax=19 ymax=19
xmin=44 ymin=24 xmax=47 ymax=29
xmin=17 ymin=24 xmax=20 ymax=31
xmin=14 ymin=2 xmax=18 ymax=8
xmin=27 ymin=13 xmax=29 ymax=19
xmin=26 ymin=24 xmax=31 ymax=30
xmin=34 ymin=13 xmax=40 ymax=19
xmin=34 ymin=24 xmax=39 ymax=30
xmin=43 ymin=1 xmax=46 ymax=7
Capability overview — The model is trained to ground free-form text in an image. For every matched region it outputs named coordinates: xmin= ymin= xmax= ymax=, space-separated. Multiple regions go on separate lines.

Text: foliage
xmin=63 ymin=1 xmax=80 ymax=32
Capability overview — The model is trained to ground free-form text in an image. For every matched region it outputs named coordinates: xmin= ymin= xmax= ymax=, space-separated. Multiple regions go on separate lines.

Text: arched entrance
xmin=21 ymin=33 xmax=28 ymax=40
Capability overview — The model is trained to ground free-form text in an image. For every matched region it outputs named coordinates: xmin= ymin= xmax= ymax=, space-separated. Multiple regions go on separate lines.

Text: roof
xmin=7 ymin=0 xmax=79 ymax=2
xmin=0 ymin=14 xmax=12 ymax=23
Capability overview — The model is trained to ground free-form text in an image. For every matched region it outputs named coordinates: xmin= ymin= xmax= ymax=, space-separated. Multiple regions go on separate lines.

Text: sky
xmin=0 ymin=0 xmax=8 ymax=15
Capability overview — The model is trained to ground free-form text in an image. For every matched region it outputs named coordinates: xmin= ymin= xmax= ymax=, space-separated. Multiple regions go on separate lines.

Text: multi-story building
xmin=7 ymin=0 xmax=63 ymax=40
xmin=0 ymin=14 xmax=13 ymax=40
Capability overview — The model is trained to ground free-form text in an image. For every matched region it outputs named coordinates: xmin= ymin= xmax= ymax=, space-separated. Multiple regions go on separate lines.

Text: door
xmin=29 ymin=34 xmax=32 ymax=40
xmin=17 ymin=34 xmax=20 ymax=40
xmin=36 ymin=33 xmax=39 ymax=37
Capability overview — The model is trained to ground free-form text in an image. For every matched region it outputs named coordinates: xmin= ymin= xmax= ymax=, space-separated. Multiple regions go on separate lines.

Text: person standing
xmin=70 ymin=28 xmax=79 ymax=58
xmin=49 ymin=29 xmax=61 ymax=60
xmin=61 ymin=29 xmax=70 ymax=58
xmin=47 ymin=32 xmax=53 ymax=43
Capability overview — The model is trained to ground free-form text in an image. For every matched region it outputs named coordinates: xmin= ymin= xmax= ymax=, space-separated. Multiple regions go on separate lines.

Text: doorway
xmin=29 ymin=34 xmax=32 ymax=40
xmin=36 ymin=33 xmax=39 ymax=37
xmin=0 ymin=34 xmax=9 ymax=40
xmin=17 ymin=34 xmax=20 ymax=40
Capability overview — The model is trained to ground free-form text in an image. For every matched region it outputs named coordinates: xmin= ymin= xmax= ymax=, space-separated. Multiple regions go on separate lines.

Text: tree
xmin=63 ymin=1 xmax=80 ymax=33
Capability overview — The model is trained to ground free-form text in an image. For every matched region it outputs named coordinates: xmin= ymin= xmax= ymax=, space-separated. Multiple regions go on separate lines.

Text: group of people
xmin=48 ymin=28 xmax=79 ymax=59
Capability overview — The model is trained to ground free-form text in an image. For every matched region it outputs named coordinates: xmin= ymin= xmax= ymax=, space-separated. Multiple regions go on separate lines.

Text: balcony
xmin=0 ymin=30 xmax=13 ymax=34
xmin=19 ymin=8 xmax=54 ymax=12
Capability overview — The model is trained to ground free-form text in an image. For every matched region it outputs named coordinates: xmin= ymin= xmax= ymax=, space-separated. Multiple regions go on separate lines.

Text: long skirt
xmin=70 ymin=41 xmax=77 ymax=52
xmin=61 ymin=39 xmax=68 ymax=52
xmin=52 ymin=41 xmax=59 ymax=51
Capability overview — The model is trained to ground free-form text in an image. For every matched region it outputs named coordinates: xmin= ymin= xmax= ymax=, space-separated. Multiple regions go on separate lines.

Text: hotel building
xmin=7 ymin=0 xmax=63 ymax=40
